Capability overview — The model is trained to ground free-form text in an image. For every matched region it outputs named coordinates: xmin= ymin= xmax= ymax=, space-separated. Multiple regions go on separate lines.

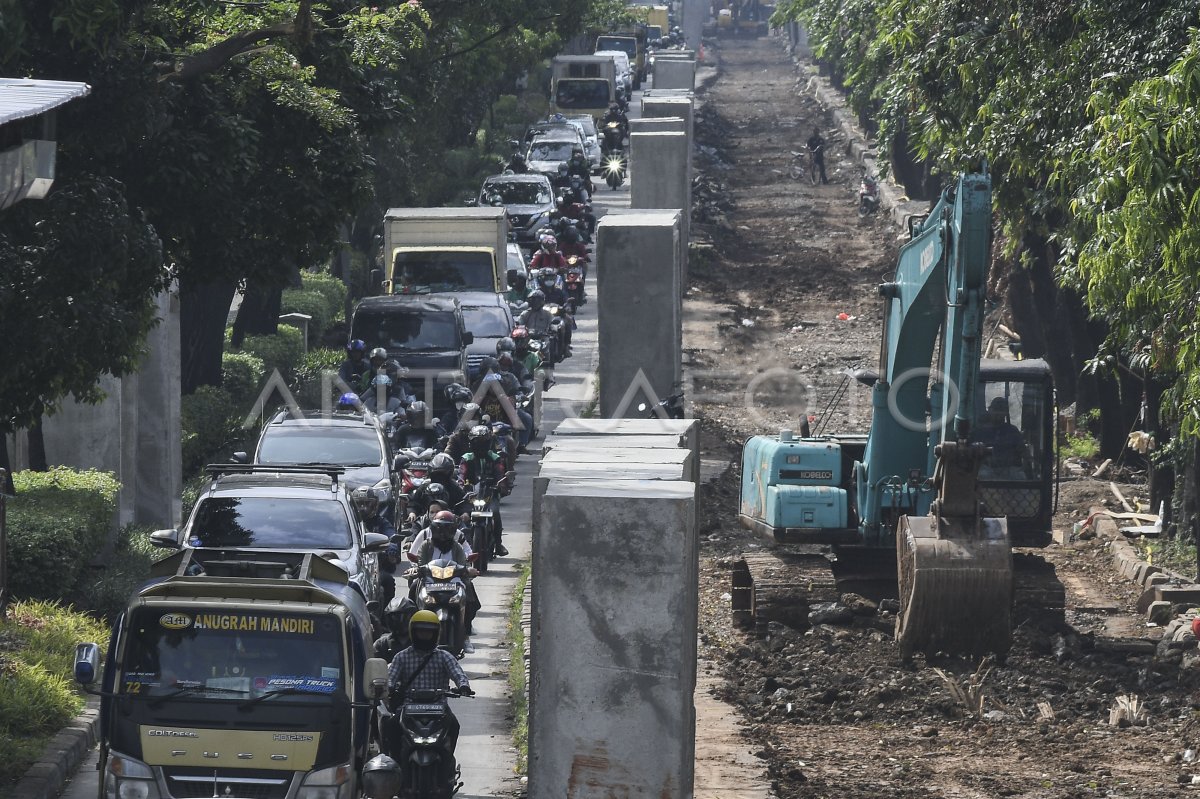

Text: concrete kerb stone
xmin=10 ymin=703 xmax=99 ymax=799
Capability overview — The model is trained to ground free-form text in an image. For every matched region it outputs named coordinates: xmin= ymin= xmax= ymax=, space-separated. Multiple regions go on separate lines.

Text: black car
xmin=349 ymin=295 xmax=472 ymax=414
xmin=479 ymin=173 xmax=555 ymax=251
xmin=149 ymin=464 xmax=389 ymax=603
xmin=434 ymin=290 xmax=517 ymax=380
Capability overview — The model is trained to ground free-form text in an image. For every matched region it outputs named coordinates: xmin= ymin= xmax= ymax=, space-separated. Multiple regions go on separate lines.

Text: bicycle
xmin=789 ymin=146 xmax=821 ymax=185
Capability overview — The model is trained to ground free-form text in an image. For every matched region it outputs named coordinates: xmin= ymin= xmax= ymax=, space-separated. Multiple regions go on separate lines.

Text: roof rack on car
xmin=145 ymin=549 xmax=351 ymax=600
xmin=203 ymin=462 xmax=346 ymax=490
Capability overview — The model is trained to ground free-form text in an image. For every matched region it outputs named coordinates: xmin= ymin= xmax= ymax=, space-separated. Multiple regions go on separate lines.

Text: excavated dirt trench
xmin=689 ymin=35 xmax=1198 ymax=799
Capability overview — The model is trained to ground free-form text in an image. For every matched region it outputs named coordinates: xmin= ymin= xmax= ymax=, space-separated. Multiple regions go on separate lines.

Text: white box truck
xmin=381 ymin=206 xmax=509 ymax=294
xmin=551 ymin=54 xmax=617 ymax=120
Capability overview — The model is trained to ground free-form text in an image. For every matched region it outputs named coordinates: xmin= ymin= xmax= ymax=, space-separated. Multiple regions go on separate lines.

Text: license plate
xmin=409 ymin=462 xmax=430 ymax=470
xmin=404 ymin=704 xmax=444 ymax=714
xmin=472 ymin=511 xmax=494 ymax=518
xmin=426 ymin=584 xmax=457 ymax=591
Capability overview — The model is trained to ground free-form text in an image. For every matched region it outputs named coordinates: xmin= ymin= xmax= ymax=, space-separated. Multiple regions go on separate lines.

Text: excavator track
xmin=731 ymin=546 xmax=1065 ymax=638
xmin=731 ymin=548 xmax=839 ymax=633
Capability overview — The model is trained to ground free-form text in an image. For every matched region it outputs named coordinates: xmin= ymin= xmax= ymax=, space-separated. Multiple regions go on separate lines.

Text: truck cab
xmin=73 ymin=549 xmax=389 ymax=799
xmin=550 ymin=55 xmax=617 ymax=121
xmin=382 ymin=207 xmax=509 ymax=296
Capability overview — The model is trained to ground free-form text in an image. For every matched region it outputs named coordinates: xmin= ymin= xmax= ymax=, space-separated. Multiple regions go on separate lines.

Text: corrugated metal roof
xmin=0 ymin=78 xmax=91 ymax=127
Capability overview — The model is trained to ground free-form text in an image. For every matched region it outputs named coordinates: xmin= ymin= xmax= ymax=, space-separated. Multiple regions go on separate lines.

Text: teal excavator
xmin=734 ymin=169 xmax=1055 ymax=657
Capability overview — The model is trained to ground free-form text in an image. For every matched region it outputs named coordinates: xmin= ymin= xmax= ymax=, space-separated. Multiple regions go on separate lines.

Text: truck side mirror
xmin=74 ymin=642 xmax=101 ymax=686
xmin=363 ymin=657 xmax=389 ymax=700
xmin=370 ymin=268 xmax=383 ymax=293
xmin=463 ymin=332 xmax=474 ymax=346
xmin=150 ymin=529 xmax=181 ymax=549
xmin=230 ymin=451 xmax=249 ymax=464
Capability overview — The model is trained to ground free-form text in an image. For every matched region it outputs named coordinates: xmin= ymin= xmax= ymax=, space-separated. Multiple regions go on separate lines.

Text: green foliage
xmin=506 ymin=563 xmax=531 ymax=774
xmin=294 ymin=348 xmax=345 ymax=409
xmin=78 ymin=525 xmax=164 ymax=621
xmin=1060 ymin=432 xmax=1099 ymax=460
xmin=6 ymin=468 xmax=119 ymax=601
xmin=1139 ymin=531 xmax=1197 ymax=581
xmin=0 ymin=174 xmax=166 ymax=433
xmin=300 ymin=271 xmax=348 ymax=323
xmin=0 ymin=600 xmax=109 ymax=788
xmin=221 ymin=351 xmax=266 ymax=411
xmin=241 ymin=325 xmax=306 ymax=385
xmin=180 ymin=385 xmax=239 ymax=476
xmin=280 ymin=288 xmax=334 ymax=346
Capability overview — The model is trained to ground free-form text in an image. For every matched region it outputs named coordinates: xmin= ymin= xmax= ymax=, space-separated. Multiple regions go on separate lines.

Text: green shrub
xmin=181 ymin=474 xmax=207 ymax=522
xmin=281 ymin=288 xmax=332 ymax=346
xmin=294 ymin=348 xmax=345 ymax=408
xmin=221 ymin=350 xmax=266 ymax=411
xmin=301 ymin=272 xmax=348 ymax=321
xmin=7 ymin=469 xmax=120 ymax=601
xmin=181 ymin=385 xmax=238 ymax=476
xmin=242 ymin=326 xmax=305 ymax=384
xmin=0 ymin=600 xmax=109 ymax=788
xmin=77 ymin=525 xmax=164 ymax=621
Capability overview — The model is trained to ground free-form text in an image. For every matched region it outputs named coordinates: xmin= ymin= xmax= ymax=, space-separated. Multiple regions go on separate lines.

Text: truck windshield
xmin=481 ymin=181 xmax=552 ymax=205
xmin=392 ymin=251 xmax=494 ymax=292
xmin=645 ymin=25 xmax=662 ymax=42
xmin=352 ymin=308 xmax=460 ymax=351
xmin=189 ymin=497 xmax=353 ymax=549
xmin=528 ymin=140 xmax=576 ymax=163
xmin=258 ymin=427 xmax=382 ymax=467
xmin=555 ymin=80 xmax=610 ymax=110
xmin=121 ymin=607 xmax=344 ymax=700
xmin=463 ymin=306 xmax=512 ymax=338
xmin=597 ymin=36 xmax=636 ymax=58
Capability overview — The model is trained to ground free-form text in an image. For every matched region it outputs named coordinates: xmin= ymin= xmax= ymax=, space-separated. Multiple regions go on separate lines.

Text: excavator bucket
xmin=895 ymin=514 xmax=1013 ymax=659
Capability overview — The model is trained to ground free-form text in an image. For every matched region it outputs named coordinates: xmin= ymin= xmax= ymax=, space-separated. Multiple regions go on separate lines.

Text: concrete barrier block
xmin=530 ymin=480 xmax=697 ymax=799
xmin=628 ymin=116 xmax=686 ymax=135
xmin=596 ymin=213 xmax=682 ymax=418
xmin=654 ymin=58 xmax=696 ymax=91
xmin=552 ymin=417 xmax=698 ymax=452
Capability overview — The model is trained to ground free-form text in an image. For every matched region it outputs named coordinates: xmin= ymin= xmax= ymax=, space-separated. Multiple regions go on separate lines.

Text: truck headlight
xmin=104 ymin=751 xmax=159 ymax=799
xmin=298 ymin=763 xmax=353 ymax=799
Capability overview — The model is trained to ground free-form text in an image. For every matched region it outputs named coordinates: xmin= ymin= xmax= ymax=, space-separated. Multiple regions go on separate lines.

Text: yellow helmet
xmin=409 ymin=609 xmax=441 ymax=651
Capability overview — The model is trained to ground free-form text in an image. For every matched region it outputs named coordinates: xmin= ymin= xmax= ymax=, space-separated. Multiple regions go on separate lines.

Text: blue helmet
xmin=347 ymin=339 xmax=367 ymax=354
xmin=337 ymin=392 xmax=359 ymax=409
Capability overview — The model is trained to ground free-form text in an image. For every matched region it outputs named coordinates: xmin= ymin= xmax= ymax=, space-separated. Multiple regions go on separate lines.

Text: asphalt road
xmin=57 ymin=102 xmax=634 ymax=799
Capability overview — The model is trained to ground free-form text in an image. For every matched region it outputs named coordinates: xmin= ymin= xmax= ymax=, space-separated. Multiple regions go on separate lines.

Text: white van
xmin=594 ymin=49 xmax=632 ymax=93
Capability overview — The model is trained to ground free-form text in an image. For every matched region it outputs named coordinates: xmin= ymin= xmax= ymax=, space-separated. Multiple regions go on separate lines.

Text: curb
xmin=1093 ymin=510 xmax=1200 ymax=617
xmin=10 ymin=699 xmax=99 ymax=799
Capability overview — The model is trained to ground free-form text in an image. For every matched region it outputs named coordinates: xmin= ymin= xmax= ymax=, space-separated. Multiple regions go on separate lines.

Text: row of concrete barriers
xmin=530 ymin=417 xmax=701 ymax=797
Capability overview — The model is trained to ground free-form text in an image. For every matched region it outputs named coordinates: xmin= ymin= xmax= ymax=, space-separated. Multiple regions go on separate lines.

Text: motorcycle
xmin=465 ymin=481 xmax=498 ymax=575
xmin=564 ymin=258 xmax=586 ymax=306
xmin=363 ymin=688 xmax=473 ymax=799
xmin=406 ymin=556 xmax=473 ymax=658
xmin=545 ymin=303 xmax=574 ymax=356
xmin=858 ymin=173 xmax=880 ymax=216
xmin=637 ymin=389 xmax=686 ymax=419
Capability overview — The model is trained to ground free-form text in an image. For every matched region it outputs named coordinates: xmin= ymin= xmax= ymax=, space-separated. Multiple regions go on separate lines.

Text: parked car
xmin=349 ymin=295 xmax=472 ymax=414
xmin=149 ymin=464 xmax=388 ymax=603
xmin=479 ymin=173 xmax=556 ymax=251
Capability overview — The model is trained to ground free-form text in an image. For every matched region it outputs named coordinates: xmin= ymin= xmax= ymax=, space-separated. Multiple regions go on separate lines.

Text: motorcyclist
xmin=529 ymin=234 xmax=567 ymax=273
xmin=406 ymin=481 xmax=452 ymax=534
xmin=428 ymin=453 xmax=469 ymax=511
xmin=496 ymin=352 xmax=535 ymax=453
xmin=373 ymin=596 xmax=417 ymax=663
xmin=520 ymin=288 xmax=572 ymax=358
xmin=443 ymin=402 xmax=481 ymax=460
xmin=353 ymin=487 xmax=400 ymax=603
xmin=506 ymin=269 xmax=529 ymax=309
xmin=439 ymin=383 xmax=475 ymax=434
xmin=338 ymin=339 xmax=371 ymax=388
xmin=806 ymin=125 xmax=829 ymax=184
xmin=567 ymin=146 xmax=593 ymax=193
xmin=393 ymin=400 xmax=441 ymax=449
xmin=382 ymin=358 xmax=416 ymax=406
xmin=385 ymin=610 xmax=473 ymax=787
xmin=537 ymin=267 xmax=571 ymax=306
xmin=459 ymin=425 xmax=511 ymax=557
xmin=361 ymin=374 xmax=404 ymax=415
xmin=601 ymin=102 xmax=629 ymax=143
xmin=510 ymin=326 xmax=546 ymax=387
xmin=551 ymin=162 xmax=573 ymax=195
xmin=497 ymin=337 xmax=535 ymax=392
xmin=506 ymin=151 xmax=529 ymax=174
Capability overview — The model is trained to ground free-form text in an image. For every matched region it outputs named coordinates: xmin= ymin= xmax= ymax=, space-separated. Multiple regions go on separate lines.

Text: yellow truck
xmin=642 ymin=5 xmax=670 ymax=43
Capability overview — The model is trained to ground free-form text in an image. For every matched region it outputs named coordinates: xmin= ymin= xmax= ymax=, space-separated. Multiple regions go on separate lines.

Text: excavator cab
xmin=976 ymin=359 xmax=1055 ymax=547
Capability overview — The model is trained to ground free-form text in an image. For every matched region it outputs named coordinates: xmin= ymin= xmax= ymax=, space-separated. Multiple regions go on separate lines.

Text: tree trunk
xmin=0 ymin=437 xmax=14 ymax=493
xmin=1096 ymin=372 xmax=1126 ymax=460
xmin=27 ymin=419 xmax=47 ymax=472
xmin=231 ymin=283 xmax=282 ymax=348
xmin=180 ymin=277 xmax=238 ymax=394
xmin=1147 ymin=379 xmax=1171 ymax=514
